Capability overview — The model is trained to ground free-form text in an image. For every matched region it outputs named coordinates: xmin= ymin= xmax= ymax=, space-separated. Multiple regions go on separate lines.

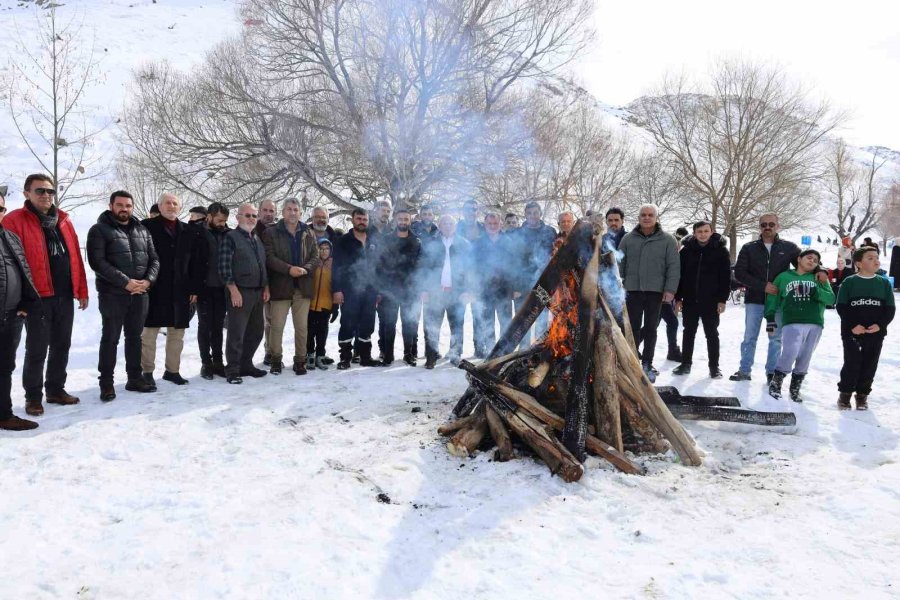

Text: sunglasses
xmin=32 ymin=187 xmax=57 ymax=196
xmin=759 ymin=222 xmax=776 ymax=228
xmin=241 ymin=213 xmax=259 ymax=219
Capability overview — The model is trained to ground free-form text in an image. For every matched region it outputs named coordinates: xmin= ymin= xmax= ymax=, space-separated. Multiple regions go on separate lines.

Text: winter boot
xmin=213 ymin=359 xmax=227 ymax=377
xmin=263 ymin=353 xmax=272 ymax=367
xmin=768 ymin=370 xmax=787 ymax=399
xmin=99 ymin=383 xmax=116 ymax=402
xmin=729 ymin=371 xmax=751 ymax=381
xmin=163 ymin=371 xmax=189 ymax=385
xmin=142 ymin=372 xmax=158 ymax=392
xmin=292 ymin=357 xmax=308 ymax=375
xmin=766 ymin=372 xmax=774 ymax=385
xmin=403 ymin=353 xmax=417 ymax=367
xmin=855 ymin=393 xmax=868 ymax=411
xmin=269 ymin=359 xmax=283 ymax=375
xmin=788 ymin=373 xmax=805 ymax=403
xmin=315 ymin=356 xmax=329 ymax=370
xmin=837 ymin=392 xmax=852 ymax=411
xmin=200 ymin=362 xmax=215 ymax=380
xmin=666 ymin=347 xmax=683 ymax=362
xmin=337 ymin=342 xmax=353 ymax=370
xmin=126 ymin=378 xmax=156 ymax=393
xmin=306 ymin=353 xmax=315 ymax=370
xmin=359 ymin=342 xmax=383 ymax=367
xmin=709 ymin=367 xmax=723 ymax=379
xmin=672 ymin=363 xmax=692 ymax=375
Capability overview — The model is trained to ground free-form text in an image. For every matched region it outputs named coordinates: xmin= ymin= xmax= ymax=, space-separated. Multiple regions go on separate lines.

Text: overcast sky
xmin=574 ymin=0 xmax=900 ymax=149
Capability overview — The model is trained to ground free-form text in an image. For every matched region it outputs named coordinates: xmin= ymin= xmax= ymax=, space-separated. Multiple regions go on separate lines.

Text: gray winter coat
xmin=618 ymin=224 xmax=680 ymax=294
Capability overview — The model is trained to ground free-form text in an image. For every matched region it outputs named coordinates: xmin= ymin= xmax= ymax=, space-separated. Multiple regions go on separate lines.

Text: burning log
xmin=442 ymin=219 xmax=701 ymax=481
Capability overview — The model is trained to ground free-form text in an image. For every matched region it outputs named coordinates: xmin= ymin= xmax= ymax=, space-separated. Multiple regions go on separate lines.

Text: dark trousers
xmin=23 ymin=295 xmax=75 ymax=400
xmin=307 ymin=309 xmax=330 ymax=357
xmin=473 ymin=295 xmax=513 ymax=357
xmin=514 ymin=295 xmax=549 ymax=350
xmin=681 ymin=302 xmax=720 ymax=368
xmin=197 ymin=286 xmax=227 ymax=365
xmin=0 ymin=312 xmax=25 ymax=419
xmin=225 ymin=287 xmax=265 ymax=377
xmin=379 ymin=292 xmax=420 ymax=360
xmin=626 ymin=291 xmax=663 ymax=365
xmin=98 ymin=293 xmax=149 ymax=384
xmin=338 ymin=288 xmax=377 ymax=360
xmin=838 ymin=334 xmax=884 ymax=395
xmin=425 ymin=291 xmax=464 ymax=360
xmin=658 ymin=301 xmax=679 ymax=351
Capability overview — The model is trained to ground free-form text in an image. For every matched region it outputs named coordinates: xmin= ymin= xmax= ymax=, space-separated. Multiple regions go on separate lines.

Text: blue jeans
xmin=739 ymin=303 xmax=782 ymax=375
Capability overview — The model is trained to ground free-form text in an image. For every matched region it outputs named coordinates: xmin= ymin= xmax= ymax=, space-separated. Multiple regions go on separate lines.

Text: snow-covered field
xmin=2 ymin=279 xmax=898 ymax=599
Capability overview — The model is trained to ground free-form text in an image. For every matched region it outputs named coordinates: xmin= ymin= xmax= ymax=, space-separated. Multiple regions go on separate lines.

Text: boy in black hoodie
xmin=836 ymin=247 xmax=895 ymax=410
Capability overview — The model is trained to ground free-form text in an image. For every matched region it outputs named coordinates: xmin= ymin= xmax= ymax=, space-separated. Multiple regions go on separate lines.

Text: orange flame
xmin=547 ymin=271 xmax=579 ymax=358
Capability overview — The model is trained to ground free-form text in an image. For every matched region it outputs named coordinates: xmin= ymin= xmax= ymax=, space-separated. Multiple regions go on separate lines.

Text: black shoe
xmin=240 ymin=367 xmax=268 ymax=378
xmin=672 ymin=363 xmax=691 ymax=375
xmin=351 ymin=356 xmax=360 ymax=364
xmin=666 ymin=348 xmax=683 ymax=362
xmin=141 ymin=372 xmax=158 ymax=392
xmin=838 ymin=392 xmax=852 ymax=411
xmin=213 ymin=361 xmax=226 ymax=377
xmin=270 ymin=360 xmax=283 ymax=375
xmin=100 ymin=384 xmax=116 ymax=401
xmin=227 ymin=375 xmax=243 ymax=384
xmin=337 ymin=360 xmax=351 ymax=370
xmin=768 ymin=370 xmax=787 ymax=399
xmin=403 ymin=354 xmax=417 ymax=367
xmin=263 ymin=353 xmax=272 ymax=366
xmin=163 ymin=371 xmax=189 ymax=385
xmin=360 ymin=357 xmax=384 ymax=367
xmin=424 ymin=358 xmax=436 ymax=369
xmin=321 ymin=356 xmax=335 ymax=365
xmin=729 ymin=371 xmax=751 ymax=381
xmin=126 ymin=378 xmax=156 ymax=393
xmin=709 ymin=367 xmax=723 ymax=379
xmin=789 ymin=373 xmax=805 ymax=403
xmin=200 ymin=363 xmax=215 ymax=380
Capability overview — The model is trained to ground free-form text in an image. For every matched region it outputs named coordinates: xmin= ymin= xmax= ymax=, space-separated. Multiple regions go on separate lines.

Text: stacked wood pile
xmin=439 ymin=221 xmax=703 ymax=482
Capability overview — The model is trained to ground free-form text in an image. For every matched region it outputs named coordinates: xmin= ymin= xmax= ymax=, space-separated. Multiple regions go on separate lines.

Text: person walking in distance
xmin=307 ymin=239 xmax=338 ymax=370
xmin=765 ymin=250 xmax=835 ymax=401
xmin=0 ymin=192 xmax=42 ymax=430
xmin=87 ymin=191 xmax=160 ymax=400
xmin=192 ymin=202 xmax=230 ymax=380
xmin=140 ymin=192 xmax=195 ymax=389
xmin=262 ymin=198 xmax=321 ymax=375
xmin=835 ymin=247 xmax=895 ymax=410
xmin=730 ymin=213 xmax=826 ymax=382
xmin=618 ymin=204 xmax=680 ymax=382
xmin=332 ymin=208 xmax=381 ymax=369
xmin=219 ymin=204 xmax=270 ymax=384
xmin=374 ymin=208 xmax=423 ymax=366
xmin=3 ymin=174 xmax=88 ymax=416
xmin=672 ymin=222 xmax=731 ymax=378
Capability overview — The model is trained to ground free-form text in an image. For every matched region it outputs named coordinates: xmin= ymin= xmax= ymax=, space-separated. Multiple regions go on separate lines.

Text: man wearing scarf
xmin=3 ymin=174 xmax=88 ymax=417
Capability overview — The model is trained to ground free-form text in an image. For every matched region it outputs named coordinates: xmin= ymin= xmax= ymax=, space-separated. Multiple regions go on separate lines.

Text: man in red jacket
xmin=3 ymin=174 xmax=89 ymax=416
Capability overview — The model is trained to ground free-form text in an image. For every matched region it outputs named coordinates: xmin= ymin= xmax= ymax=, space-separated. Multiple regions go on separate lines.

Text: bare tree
xmin=875 ymin=181 xmax=900 ymax=250
xmin=7 ymin=6 xmax=107 ymax=208
xmin=621 ymin=149 xmax=692 ymax=224
xmin=825 ymin=140 xmax=888 ymax=242
xmin=631 ymin=60 xmax=843 ymax=258
xmin=123 ymin=0 xmax=594 ymax=213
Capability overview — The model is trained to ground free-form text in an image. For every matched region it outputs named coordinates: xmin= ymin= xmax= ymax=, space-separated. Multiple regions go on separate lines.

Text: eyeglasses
xmin=759 ymin=222 xmax=776 ymax=228
xmin=0 ymin=206 xmax=6 ymax=214
xmin=33 ymin=187 xmax=57 ymax=196
xmin=241 ymin=213 xmax=259 ymax=219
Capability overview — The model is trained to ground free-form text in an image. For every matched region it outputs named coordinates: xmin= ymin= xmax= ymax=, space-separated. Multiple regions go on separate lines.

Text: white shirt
xmin=441 ymin=236 xmax=454 ymax=288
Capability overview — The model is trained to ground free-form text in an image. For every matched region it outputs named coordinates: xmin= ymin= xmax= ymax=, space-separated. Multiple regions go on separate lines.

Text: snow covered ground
xmin=1 ymin=278 xmax=898 ymax=599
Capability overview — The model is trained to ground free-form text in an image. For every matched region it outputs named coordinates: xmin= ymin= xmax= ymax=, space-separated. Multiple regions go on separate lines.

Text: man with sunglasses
xmin=0 ymin=192 xmax=42 ymax=430
xmin=218 ymin=203 xmax=270 ymax=384
xmin=732 ymin=213 xmax=825 ymax=382
xmin=3 ymin=174 xmax=88 ymax=416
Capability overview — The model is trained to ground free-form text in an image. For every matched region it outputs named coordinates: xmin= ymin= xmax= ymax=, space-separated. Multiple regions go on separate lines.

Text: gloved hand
xmin=766 ymin=320 xmax=777 ymax=336
xmin=330 ymin=306 xmax=340 ymax=323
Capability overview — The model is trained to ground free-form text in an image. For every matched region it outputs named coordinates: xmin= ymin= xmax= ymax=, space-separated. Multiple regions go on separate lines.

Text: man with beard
xmin=219 ymin=203 xmax=270 ymax=384
xmin=3 ymin=174 xmax=88 ymax=416
xmin=333 ymin=208 xmax=381 ymax=369
xmin=458 ymin=199 xmax=485 ymax=242
xmin=191 ymin=202 xmax=230 ymax=379
xmin=369 ymin=199 xmax=393 ymax=238
xmin=310 ymin=206 xmax=338 ymax=244
xmin=255 ymin=199 xmax=277 ymax=364
xmin=411 ymin=203 xmax=438 ymax=239
xmin=87 ymin=191 xmax=160 ymax=400
xmin=673 ymin=221 xmax=731 ymax=378
xmin=421 ymin=215 xmax=472 ymax=368
xmin=263 ymin=198 xmax=321 ymax=375
xmin=602 ymin=207 xmax=626 ymax=250
xmin=472 ymin=211 xmax=514 ymax=358
xmin=375 ymin=208 xmax=422 ymax=366
xmin=0 ymin=191 xmax=42 ymax=430
xmin=140 ymin=193 xmax=195 ymax=389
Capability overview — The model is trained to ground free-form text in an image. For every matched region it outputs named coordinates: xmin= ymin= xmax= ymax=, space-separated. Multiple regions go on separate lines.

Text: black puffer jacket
xmin=676 ymin=233 xmax=731 ymax=306
xmin=733 ymin=235 xmax=800 ymax=305
xmin=375 ymin=232 xmax=422 ymax=297
xmin=0 ymin=228 xmax=40 ymax=322
xmin=87 ymin=211 xmax=160 ymax=295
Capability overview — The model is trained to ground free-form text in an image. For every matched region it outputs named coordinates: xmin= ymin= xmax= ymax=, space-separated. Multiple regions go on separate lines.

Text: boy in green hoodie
xmin=765 ymin=249 xmax=835 ymax=401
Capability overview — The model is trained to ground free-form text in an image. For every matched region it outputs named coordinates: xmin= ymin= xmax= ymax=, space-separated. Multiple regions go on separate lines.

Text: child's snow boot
xmin=788 ymin=373 xmax=805 ymax=403
xmin=768 ymin=370 xmax=787 ymax=399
